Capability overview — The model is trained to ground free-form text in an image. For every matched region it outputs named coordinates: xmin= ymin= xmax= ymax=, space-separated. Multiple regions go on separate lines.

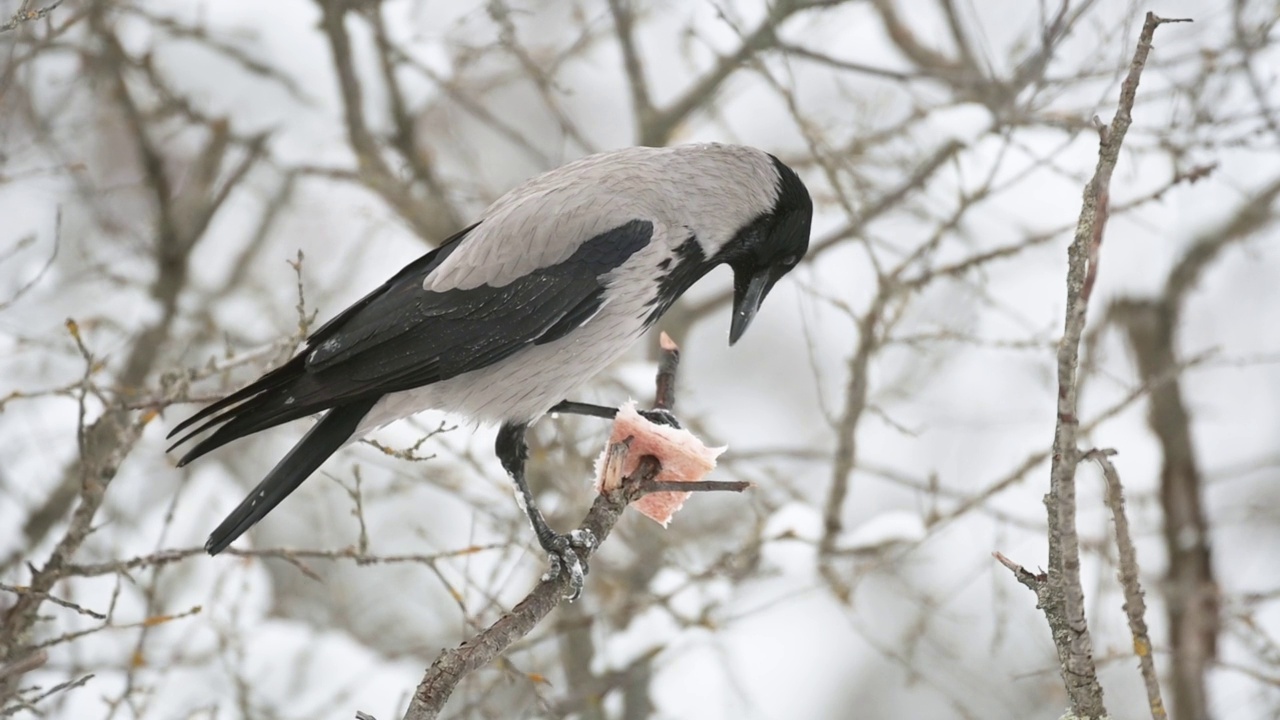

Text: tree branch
xmin=368 ymin=4 xmax=462 ymax=234
xmin=606 ymin=0 xmax=654 ymax=132
xmin=1000 ymin=13 xmax=1190 ymax=719
xmin=316 ymin=0 xmax=459 ymax=243
xmin=632 ymin=0 xmax=839 ymax=147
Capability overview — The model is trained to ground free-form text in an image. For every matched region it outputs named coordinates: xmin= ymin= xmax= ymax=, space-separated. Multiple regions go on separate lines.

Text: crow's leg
xmin=549 ymin=400 xmax=682 ymax=429
xmin=495 ymin=422 xmax=595 ymax=600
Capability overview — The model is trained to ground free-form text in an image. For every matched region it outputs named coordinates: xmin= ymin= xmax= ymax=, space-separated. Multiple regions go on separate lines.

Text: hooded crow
xmin=169 ymin=143 xmax=812 ymax=597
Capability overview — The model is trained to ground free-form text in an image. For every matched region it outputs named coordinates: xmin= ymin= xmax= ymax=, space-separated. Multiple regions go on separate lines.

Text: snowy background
xmin=2 ymin=1 xmax=1279 ymax=718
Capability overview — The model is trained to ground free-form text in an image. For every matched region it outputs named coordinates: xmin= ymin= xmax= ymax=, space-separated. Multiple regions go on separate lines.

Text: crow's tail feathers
xmin=167 ymin=355 xmax=315 ymax=465
xmin=204 ymin=397 xmax=378 ymax=555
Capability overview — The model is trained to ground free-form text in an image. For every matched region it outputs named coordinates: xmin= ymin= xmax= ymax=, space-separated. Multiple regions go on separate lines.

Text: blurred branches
xmin=317 ymin=0 xmax=463 ymax=243
xmin=1108 ymin=172 xmax=1280 ymax=720
xmin=0 ymin=0 xmax=63 ymax=33
xmin=3 ymin=1 xmax=1280 ymax=718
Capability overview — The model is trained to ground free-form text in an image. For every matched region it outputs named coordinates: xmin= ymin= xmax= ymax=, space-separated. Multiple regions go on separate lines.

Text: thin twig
xmin=639 ymin=480 xmax=751 ymax=494
xmin=61 ymin=544 xmax=504 ymax=578
xmin=653 ymin=331 xmax=679 ymax=411
xmin=398 ymin=461 xmax=660 ymax=720
xmin=0 ymin=583 xmax=105 ymax=620
xmin=1084 ymin=449 xmax=1166 ymax=720
xmin=0 ymin=0 xmax=65 ymax=33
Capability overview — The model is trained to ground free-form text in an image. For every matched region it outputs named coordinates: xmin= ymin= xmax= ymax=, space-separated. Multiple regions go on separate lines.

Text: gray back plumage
xmin=426 ymin=144 xmax=781 ymax=292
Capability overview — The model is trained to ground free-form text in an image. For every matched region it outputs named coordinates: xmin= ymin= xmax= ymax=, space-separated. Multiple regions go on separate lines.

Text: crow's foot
xmin=540 ymin=529 xmax=596 ymax=601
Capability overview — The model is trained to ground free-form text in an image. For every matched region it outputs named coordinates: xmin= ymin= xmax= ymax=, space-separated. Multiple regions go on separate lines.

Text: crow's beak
xmin=729 ymin=267 xmax=775 ymax=345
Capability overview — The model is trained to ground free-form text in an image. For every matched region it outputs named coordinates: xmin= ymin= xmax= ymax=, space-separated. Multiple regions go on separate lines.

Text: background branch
xmin=3 ymin=2 xmax=1276 ymax=717
xmin=1105 ymin=175 xmax=1280 ymax=720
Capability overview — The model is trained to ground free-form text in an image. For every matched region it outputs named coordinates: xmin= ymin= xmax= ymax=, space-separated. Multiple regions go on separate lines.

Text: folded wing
xmin=167 ymin=220 xmax=654 ymax=464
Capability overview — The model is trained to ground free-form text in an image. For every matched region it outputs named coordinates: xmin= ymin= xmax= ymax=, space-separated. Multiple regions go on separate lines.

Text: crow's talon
xmin=639 ymin=408 xmax=682 ymax=429
xmin=540 ymin=529 xmax=597 ymax=600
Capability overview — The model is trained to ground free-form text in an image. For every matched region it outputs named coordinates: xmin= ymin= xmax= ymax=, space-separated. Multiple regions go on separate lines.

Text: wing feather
xmin=168 ymin=219 xmax=653 ymax=461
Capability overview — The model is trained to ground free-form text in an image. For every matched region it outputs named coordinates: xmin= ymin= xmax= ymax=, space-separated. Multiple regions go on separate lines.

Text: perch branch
xmin=393 ymin=335 xmax=745 ymax=720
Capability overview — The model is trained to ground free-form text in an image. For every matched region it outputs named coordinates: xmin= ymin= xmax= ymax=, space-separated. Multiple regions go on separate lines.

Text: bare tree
xmin=3 ymin=1 xmax=1280 ymax=718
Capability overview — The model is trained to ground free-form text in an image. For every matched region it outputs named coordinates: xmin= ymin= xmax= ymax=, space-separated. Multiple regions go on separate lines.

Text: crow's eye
xmin=780 ymin=254 xmax=799 ymax=267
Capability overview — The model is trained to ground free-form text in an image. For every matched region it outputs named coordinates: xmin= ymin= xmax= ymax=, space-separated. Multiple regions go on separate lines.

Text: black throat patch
xmin=644 ymin=235 xmax=711 ymax=328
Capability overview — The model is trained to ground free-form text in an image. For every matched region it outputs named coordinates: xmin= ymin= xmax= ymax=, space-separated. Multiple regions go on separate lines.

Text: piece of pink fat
xmin=593 ymin=401 xmax=726 ymax=527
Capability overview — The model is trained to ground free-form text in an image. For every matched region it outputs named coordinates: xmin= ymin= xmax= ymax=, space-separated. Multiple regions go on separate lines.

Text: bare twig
xmin=817 ymin=291 xmax=886 ymax=600
xmin=1 ymin=371 xmax=149 ymax=688
xmin=399 ymin=460 xmax=657 ymax=720
xmin=60 ymin=543 xmax=504 ymax=579
xmin=0 ymin=207 xmax=59 ymax=313
xmin=653 ymin=331 xmax=679 ymax=411
xmin=640 ymin=480 xmax=750 ymax=494
xmin=0 ymin=0 xmax=65 ymax=33
xmin=1084 ymin=449 xmax=1166 ymax=720
xmin=485 ymin=0 xmax=599 ymax=153
xmin=628 ymin=0 xmax=837 ymax=146
xmin=3 ymin=10 xmax=266 ymax=679
xmin=2 ymin=671 xmax=93 ymax=716
xmin=606 ymin=0 xmax=654 ymax=133
xmin=368 ymin=4 xmax=461 ymax=231
xmin=0 ymin=583 xmax=104 ymax=620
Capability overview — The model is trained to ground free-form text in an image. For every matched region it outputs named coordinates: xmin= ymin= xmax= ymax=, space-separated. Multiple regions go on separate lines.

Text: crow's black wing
xmin=166 ymin=223 xmax=476 ymax=443
xmin=167 ymin=220 xmax=653 ymax=464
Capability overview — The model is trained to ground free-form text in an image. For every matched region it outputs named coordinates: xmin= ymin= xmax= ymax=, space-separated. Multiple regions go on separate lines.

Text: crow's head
xmin=718 ymin=155 xmax=812 ymax=344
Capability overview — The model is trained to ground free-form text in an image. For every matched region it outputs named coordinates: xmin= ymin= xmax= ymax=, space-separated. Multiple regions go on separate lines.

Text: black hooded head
xmin=722 ymin=155 xmax=813 ymax=344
